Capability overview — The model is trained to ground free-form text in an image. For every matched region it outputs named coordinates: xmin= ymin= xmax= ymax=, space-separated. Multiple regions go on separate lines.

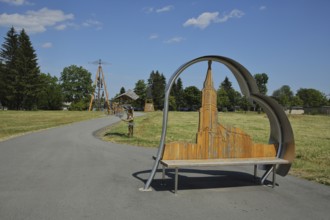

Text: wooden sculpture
xmin=163 ymin=61 xmax=276 ymax=160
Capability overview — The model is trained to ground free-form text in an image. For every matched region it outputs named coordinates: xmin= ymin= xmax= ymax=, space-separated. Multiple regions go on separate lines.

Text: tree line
xmin=0 ymin=27 xmax=93 ymax=110
xmin=1 ymin=27 xmax=329 ymax=111
xmin=128 ymin=71 xmax=329 ymax=112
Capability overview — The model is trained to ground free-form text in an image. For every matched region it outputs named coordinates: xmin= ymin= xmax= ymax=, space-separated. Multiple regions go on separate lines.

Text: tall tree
xmin=272 ymin=85 xmax=294 ymax=108
xmin=291 ymin=95 xmax=303 ymax=107
xmin=174 ymin=77 xmax=185 ymax=110
xmin=0 ymin=27 xmax=18 ymax=109
xmin=16 ymin=29 xmax=41 ymax=110
xmin=296 ymin=88 xmax=328 ymax=107
xmin=0 ymin=61 xmax=5 ymax=108
xmin=217 ymin=87 xmax=230 ymax=111
xmin=133 ymin=79 xmax=146 ymax=109
xmin=240 ymin=95 xmax=253 ymax=112
xmin=183 ymin=86 xmax=201 ymax=110
xmin=217 ymin=77 xmax=241 ymax=111
xmin=60 ymin=65 xmax=93 ymax=110
xmin=148 ymin=70 xmax=166 ymax=110
xmin=120 ymin=87 xmax=126 ymax=94
xmin=254 ymin=73 xmax=269 ymax=95
xmin=169 ymin=80 xmax=177 ymax=110
xmin=37 ymin=73 xmax=63 ymax=110
xmin=254 ymin=73 xmax=269 ymax=113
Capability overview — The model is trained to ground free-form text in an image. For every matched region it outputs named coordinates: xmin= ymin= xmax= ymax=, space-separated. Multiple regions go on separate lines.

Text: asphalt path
xmin=0 ymin=115 xmax=329 ymax=220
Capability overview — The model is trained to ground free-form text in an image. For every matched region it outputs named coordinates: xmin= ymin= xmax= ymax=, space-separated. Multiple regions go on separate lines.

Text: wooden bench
xmin=160 ymin=157 xmax=289 ymax=194
xmin=142 ymin=60 xmax=295 ymax=193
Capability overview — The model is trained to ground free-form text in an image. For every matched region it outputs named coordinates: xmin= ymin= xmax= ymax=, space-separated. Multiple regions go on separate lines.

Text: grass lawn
xmin=0 ymin=110 xmax=105 ymax=141
xmin=102 ymin=111 xmax=330 ymax=186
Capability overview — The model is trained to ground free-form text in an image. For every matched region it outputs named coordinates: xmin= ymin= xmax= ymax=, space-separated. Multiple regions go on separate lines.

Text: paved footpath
xmin=0 ymin=115 xmax=329 ymax=220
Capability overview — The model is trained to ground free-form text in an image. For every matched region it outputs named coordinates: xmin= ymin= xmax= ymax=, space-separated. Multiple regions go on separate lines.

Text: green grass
xmin=1 ymin=110 xmax=329 ymax=185
xmin=0 ymin=110 xmax=105 ymax=141
xmin=102 ymin=111 xmax=330 ymax=185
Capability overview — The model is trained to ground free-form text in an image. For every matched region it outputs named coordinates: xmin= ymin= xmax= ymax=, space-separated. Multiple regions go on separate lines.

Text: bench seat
xmin=160 ymin=157 xmax=289 ymax=194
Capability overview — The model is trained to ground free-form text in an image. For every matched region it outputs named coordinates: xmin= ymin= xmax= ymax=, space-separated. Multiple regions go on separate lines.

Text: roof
xmin=114 ymin=89 xmax=139 ymax=101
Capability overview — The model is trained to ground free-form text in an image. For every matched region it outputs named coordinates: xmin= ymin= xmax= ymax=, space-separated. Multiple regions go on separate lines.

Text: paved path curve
xmin=0 ymin=115 xmax=329 ymax=220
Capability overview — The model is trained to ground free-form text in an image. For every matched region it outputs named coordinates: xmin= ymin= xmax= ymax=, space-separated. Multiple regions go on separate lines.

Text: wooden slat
xmin=160 ymin=157 xmax=289 ymax=168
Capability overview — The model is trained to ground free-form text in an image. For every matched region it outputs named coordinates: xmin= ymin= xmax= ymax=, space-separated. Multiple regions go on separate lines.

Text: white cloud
xmin=0 ymin=0 xmax=31 ymax=6
xmin=183 ymin=12 xmax=219 ymax=29
xmin=149 ymin=34 xmax=159 ymax=40
xmin=55 ymin=24 xmax=67 ymax=31
xmin=183 ymin=9 xmax=244 ymax=29
xmin=82 ymin=19 xmax=103 ymax=30
xmin=143 ymin=7 xmax=154 ymax=14
xmin=41 ymin=42 xmax=52 ymax=48
xmin=143 ymin=5 xmax=174 ymax=14
xmin=164 ymin=37 xmax=184 ymax=44
xmin=156 ymin=5 xmax=174 ymax=13
xmin=0 ymin=7 xmax=74 ymax=33
xmin=259 ymin=6 xmax=267 ymax=11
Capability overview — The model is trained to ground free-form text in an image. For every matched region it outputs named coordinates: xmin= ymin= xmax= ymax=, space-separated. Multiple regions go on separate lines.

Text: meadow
xmin=0 ymin=111 xmax=104 ymax=141
xmin=102 ymin=111 xmax=330 ymax=185
xmin=1 ymin=110 xmax=329 ymax=185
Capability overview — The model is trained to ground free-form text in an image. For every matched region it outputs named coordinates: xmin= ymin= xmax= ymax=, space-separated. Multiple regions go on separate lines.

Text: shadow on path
xmin=133 ymin=168 xmax=273 ymax=193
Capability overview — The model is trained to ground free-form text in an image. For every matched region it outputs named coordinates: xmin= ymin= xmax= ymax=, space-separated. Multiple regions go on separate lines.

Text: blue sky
xmin=0 ymin=0 xmax=329 ymax=98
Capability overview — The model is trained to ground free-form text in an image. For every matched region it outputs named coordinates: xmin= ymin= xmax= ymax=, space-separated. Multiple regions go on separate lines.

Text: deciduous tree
xmin=60 ymin=65 xmax=93 ymax=110
xmin=37 ymin=73 xmax=63 ymax=110
xmin=272 ymin=85 xmax=294 ymax=108
xmin=296 ymin=88 xmax=327 ymax=107
xmin=183 ymin=86 xmax=201 ymax=110
xmin=254 ymin=73 xmax=268 ymax=95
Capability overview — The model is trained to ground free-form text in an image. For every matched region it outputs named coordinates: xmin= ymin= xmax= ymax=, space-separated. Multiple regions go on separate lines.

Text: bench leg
xmin=260 ymin=165 xmax=277 ymax=187
xmin=254 ymin=165 xmax=257 ymax=178
xmin=174 ymin=167 xmax=179 ymax=194
xmin=260 ymin=166 xmax=273 ymax=185
xmin=161 ymin=165 xmax=166 ymax=186
xmin=272 ymin=164 xmax=276 ymax=188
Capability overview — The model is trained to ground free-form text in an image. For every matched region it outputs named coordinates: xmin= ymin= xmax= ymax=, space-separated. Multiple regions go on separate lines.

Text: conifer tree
xmin=0 ymin=27 xmax=41 ymax=110
xmin=217 ymin=77 xmax=241 ymax=111
xmin=148 ymin=70 xmax=166 ymax=110
xmin=133 ymin=79 xmax=146 ymax=109
xmin=170 ymin=77 xmax=185 ymax=110
xmin=0 ymin=27 xmax=18 ymax=109
xmin=16 ymin=29 xmax=41 ymax=110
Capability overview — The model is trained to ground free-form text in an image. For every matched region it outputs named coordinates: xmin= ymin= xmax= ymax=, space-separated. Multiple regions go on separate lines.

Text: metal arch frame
xmin=142 ymin=55 xmax=295 ymax=190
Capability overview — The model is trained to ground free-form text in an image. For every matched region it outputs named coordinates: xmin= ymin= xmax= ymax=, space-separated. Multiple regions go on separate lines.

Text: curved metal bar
xmin=143 ymin=59 xmax=200 ymax=190
xmin=251 ymin=93 xmax=295 ymax=175
xmin=143 ymin=55 xmax=295 ymax=190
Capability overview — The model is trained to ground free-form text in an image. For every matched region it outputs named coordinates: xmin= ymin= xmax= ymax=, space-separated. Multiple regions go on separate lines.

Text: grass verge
xmin=0 ymin=110 xmax=105 ymax=141
xmin=101 ymin=111 xmax=330 ymax=185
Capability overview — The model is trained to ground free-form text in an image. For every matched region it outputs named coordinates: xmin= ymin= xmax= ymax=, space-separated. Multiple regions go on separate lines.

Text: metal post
xmin=175 ymin=168 xmax=179 ymax=194
xmin=272 ymin=164 xmax=276 ymax=188
xmin=161 ymin=165 xmax=165 ymax=186
xmin=254 ymin=165 xmax=258 ymax=182
xmin=261 ymin=166 xmax=273 ymax=185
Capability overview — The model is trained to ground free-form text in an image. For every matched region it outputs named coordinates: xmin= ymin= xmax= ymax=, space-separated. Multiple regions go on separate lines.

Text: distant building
xmin=285 ymin=106 xmax=304 ymax=115
xmin=304 ymin=106 xmax=330 ymax=115
xmin=114 ymin=89 xmax=139 ymax=103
